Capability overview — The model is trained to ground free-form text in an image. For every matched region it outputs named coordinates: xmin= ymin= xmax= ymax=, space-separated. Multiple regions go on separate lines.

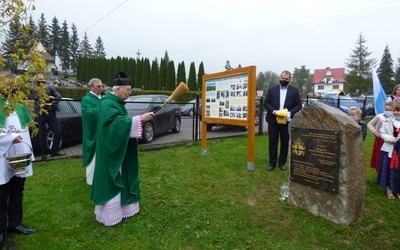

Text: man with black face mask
xmin=264 ymin=70 xmax=302 ymax=171
xmin=31 ymin=74 xmax=64 ymax=160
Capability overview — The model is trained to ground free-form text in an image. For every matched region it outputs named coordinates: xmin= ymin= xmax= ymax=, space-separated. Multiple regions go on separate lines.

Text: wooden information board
xmin=201 ymin=66 xmax=256 ymax=170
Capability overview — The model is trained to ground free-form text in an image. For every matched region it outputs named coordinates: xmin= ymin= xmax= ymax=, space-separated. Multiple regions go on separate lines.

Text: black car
xmin=125 ymin=95 xmax=181 ymax=143
xmin=354 ymin=95 xmax=375 ymax=116
xmin=31 ymin=98 xmax=82 ymax=154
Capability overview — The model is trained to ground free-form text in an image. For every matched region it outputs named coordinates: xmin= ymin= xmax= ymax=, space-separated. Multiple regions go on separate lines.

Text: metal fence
xmin=35 ymin=96 xmax=266 ymax=161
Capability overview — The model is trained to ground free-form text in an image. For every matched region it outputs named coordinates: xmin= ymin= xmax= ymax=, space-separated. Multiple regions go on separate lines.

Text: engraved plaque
xmin=290 ymin=127 xmax=340 ymax=193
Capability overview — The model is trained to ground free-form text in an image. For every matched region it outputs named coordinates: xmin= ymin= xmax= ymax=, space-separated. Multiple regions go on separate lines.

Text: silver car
xmin=180 ymin=98 xmax=201 ymax=116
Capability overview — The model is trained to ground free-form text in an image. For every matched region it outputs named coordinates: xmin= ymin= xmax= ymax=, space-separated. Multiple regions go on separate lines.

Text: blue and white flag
xmin=371 ymin=67 xmax=387 ymax=115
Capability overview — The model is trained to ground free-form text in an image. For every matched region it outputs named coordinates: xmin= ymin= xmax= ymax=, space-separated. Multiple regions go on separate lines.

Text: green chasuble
xmin=81 ymin=92 xmax=102 ymax=167
xmin=0 ymin=98 xmax=32 ymax=127
xmin=90 ymin=92 xmax=140 ymax=205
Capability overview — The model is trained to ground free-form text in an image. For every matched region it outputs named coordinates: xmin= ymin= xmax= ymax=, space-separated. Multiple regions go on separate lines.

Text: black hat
xmin=112 ymin=72 xmax=132 ymax=86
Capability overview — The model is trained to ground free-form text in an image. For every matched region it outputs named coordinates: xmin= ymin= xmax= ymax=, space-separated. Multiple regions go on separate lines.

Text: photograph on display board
xmin=205 ymin=74 xmax=248 ymax=119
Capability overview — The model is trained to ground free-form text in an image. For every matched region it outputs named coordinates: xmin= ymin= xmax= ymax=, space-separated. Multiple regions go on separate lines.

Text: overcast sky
xmin=30 ymin=0 xmax=400 ymax=75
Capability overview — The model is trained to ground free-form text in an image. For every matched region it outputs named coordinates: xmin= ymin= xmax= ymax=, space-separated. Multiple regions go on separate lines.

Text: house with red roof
xmin=313 ymin=67 xmax=345 ymax=96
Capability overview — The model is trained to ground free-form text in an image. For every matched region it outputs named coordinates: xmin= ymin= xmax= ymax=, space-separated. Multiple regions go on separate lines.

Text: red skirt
xmin=370 ymin=137 xmax=384 ymax=171
xmin=390 ymin=151 xmax=399 ymax=170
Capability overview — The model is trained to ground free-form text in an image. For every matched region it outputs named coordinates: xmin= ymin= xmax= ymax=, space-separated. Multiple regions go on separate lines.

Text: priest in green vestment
xmin=90 ymin=72 xmax=154 ymax=226
xmin=81 ymin=78 xmax=103 ymax=185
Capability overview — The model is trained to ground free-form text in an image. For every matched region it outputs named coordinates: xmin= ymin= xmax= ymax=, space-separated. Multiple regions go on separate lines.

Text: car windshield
xmin=366 ymin=97 xmax=374 ymax=103
xmin=337 ymin=96 xmax=357 ymax=102
xmin=325 ymin=95 xmax=357 ymax=102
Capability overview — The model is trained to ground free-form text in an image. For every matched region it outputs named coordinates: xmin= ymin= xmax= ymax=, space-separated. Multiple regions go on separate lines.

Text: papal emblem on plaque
xmin=292 ymin=137 xmax=305 ymax=156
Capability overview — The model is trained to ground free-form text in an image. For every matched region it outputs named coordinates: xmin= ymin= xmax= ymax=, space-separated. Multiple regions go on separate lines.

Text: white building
xmin=313 ymin=67 xmax=345 ymax=97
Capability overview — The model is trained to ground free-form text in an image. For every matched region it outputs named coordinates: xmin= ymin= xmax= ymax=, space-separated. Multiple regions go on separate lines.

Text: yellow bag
xmin=275 ymin=109 xmax=288 ymax=124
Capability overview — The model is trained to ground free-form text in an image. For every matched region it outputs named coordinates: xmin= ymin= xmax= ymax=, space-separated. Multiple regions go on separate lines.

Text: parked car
xmin=320 ymin=94 xmax=367 ymax=118
xmin=180 ymin=98 xmax=201 ymax=116
xmin=125 ymin=95 xmax=181 ymax=143
xmin=302 ymin=98 xmax=319 ymax=107
xmin=199 ymin=99 xmax=261 ymax=131
xmin=354 ymin=95 xmax=375 ymax=115
xmin=31 ymin=98 xmax=82 ymax=154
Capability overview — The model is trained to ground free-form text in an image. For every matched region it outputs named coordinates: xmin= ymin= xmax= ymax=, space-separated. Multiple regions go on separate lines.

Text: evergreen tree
xmin=93 ymin=36 xmax=106 ymax=58
xmin=3 ymin=17 xmax=34 ymax=71
xmin=114 ymin=56 xmax=122 ymax=76
xmin=99 ymin=57 xmax=109 ymax=85
xmin=291 ymin=65 xmax=310 ymax=94
xmin=166 ymin=60 xmax=176 ymax=90
xmin=142 ymin=58 xmax=151 ymax=89
xmin=3 ymin=18 xmax=22 ymax=71
xmin=69 ymin=23 xmax=80 ymax=75
xmin=134 ymin=58 xmax=143 ymax=88
xmin=177 ymin=61 xmax=186 ymax=85
xmin=37 ymin=13 xmax=50 ymax=49
xmin=120 ymin=57 xmax=129 ymax=73
xmin=79 ymin=31 xmax=93 ymax=57
xmin=48 ymin=16 xmax=62 ymax=60
xmin=28 ymin=15 xmax=37 ymax=40
xmin=395 ymin=57 xmax=400 ymax=84
xmin=188 ymin=62 xmax=197 ymax=91
xmin=127 ymin=58 xmax=136 ymax=86
xmin=164 ymin=50 xmax=170 ymax=63
xmin=76 ymin=56 xmax=85 ymax=81
xmin=108 ymin=57 xmax=116 ymax=84
xmin=197 ymin=61 xmax=205 ymax=91
xmin=377 ymin=45 xmax=394 ymax=92
xmin=150 ymin=59 xmax=159 ymax=90
xmin=345 ymin=33 xmax=376 ymax=94
xmin=158 ymin=58 xmax=168 ymax=88
xmin=58 ymin=20 xmax=70 ymax=71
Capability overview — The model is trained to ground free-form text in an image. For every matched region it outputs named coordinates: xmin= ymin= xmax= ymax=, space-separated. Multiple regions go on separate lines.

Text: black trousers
xmin=0 ymin=176 xmax=26 ymax=233
xmin=268 ymin=122 xmax=289 ymax=167
xmin=36 ymin=112 xmax=62 ymax=155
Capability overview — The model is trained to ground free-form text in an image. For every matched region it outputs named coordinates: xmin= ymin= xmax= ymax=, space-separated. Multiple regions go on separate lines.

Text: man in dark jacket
xmin=264 ymin=70 xmax=302 ymax=171
xmin=31 ymin=74 xmax=64 ymax=160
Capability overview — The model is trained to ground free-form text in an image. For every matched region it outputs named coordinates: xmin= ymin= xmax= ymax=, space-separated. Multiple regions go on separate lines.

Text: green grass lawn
xmin=6 ymin=131 xmax=400 ymax=249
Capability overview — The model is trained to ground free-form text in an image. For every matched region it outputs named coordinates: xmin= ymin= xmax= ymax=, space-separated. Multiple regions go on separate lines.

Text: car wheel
xmin=142 ymin=122 xmax=154 ymax=143
xmin=188 ymin=109 xmax=194 ymax=116
xmin=46 ymin=129 xmax=63 ymax=151
xmin=171 ymin=117 xmax=181 ymax=133
xmin=206 ymin=123 xmax=213 ymax=131
xmin=255 ymin=111 xmax=260 ymax=126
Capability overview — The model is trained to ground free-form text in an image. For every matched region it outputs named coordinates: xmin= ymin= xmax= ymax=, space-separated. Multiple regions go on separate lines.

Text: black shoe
xmin=51 ymin=152 xmax=66 ymax=157
xmin=279 ymin=165 xmax=286 ymax=171
xmin=0 ymin=232 xmax=5 ymax=249
xmin=267 ymin=165 xmax=275 ymax=171
xmin=41 ymin=154 xmax=47 ymax=160
xmin=8 ymin=224 xmax=37 ymax=235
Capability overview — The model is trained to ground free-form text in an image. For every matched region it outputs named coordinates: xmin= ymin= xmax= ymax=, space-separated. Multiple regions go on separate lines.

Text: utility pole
xmin=136 ymin=49 xmax=141 ymax=60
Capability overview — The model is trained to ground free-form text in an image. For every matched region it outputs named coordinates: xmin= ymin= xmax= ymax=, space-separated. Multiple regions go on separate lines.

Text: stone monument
xmin=288 ymin=102 xmax=365 ymax=225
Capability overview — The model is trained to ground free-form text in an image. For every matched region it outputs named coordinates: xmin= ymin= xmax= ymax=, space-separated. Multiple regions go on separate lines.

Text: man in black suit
xmin=264 ymin=70 xmax=302 ymax=171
